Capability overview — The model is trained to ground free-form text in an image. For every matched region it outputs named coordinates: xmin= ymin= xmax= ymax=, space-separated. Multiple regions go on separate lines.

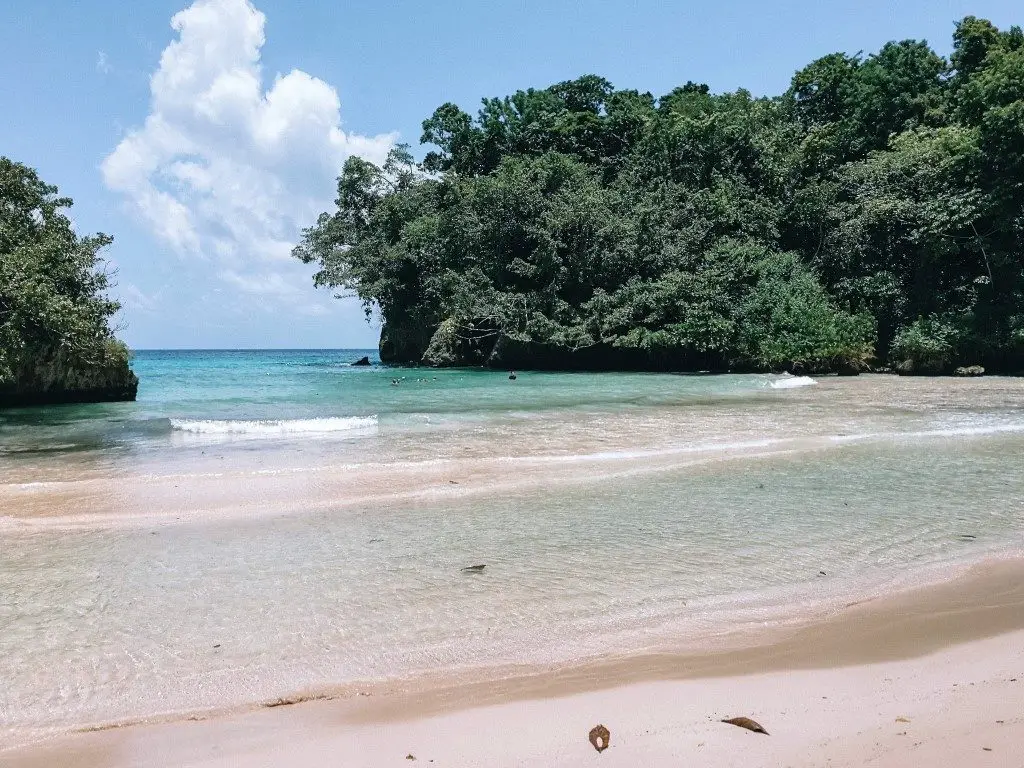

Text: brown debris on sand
xmin=722 ymin=716 xmax=769 ymax=735
xmin=263 ymin=693 xmax=330 ymax=708
xmin=588 ymin=724 xmax=611 ymax=752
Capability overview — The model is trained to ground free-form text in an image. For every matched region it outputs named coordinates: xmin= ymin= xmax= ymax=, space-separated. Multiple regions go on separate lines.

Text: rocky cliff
xmin=0 ymin=344 xmax=138 ymax=408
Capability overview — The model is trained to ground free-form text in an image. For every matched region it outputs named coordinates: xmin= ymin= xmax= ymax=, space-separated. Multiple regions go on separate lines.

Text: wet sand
xmin=4 ymin=557 xmax=1024 ymax=768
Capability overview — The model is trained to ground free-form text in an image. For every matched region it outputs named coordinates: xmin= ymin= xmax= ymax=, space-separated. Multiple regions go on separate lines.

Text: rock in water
xmin=1 ymin=347 xmax=138 ymax=407
xmin=588 ymin=724 xmax=610 ymax=752
xmin=953 ymin=365 xmax=985 ymax=377
xmin=422 ymin=319 xmax=460 ymax=367
xmin=461 ymin=564 xmax=486 ymax=573
xmin=835 ymin=359 xmax=862 ymax=376
xmin=352 ymin=356 xmax=371 ymax=366
xmin=722 ymin=716 xmax=769 ymax=735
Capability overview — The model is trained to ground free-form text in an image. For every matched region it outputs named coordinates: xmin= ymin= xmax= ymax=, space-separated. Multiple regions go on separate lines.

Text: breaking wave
xmin=768 ymin=374 xmax=817 ymax=389
xmin=169 ymin=416 xmax=378 ymax=436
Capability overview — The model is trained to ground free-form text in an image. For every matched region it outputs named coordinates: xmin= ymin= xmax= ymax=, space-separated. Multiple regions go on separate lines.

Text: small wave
xmin=169 ymin=416 xmax=377 ymax=436
xmin=831 ymin=422 xmax=1024 ymax=444
xmin=769 ymin=375 xmax=817 ymax=389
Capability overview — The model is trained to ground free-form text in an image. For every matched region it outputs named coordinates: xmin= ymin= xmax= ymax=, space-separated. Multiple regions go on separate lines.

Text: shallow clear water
xmin=1 ymin=351 xmax=1023 ymax=745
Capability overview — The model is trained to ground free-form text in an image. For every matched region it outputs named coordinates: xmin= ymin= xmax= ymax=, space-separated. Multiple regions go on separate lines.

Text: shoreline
xmin=4 ymin=555 xmax=1024 ymax=766
xmin=286 ymin=554 xmax=1024 ymax=723
xmin=5 ymin=422 xmax=1024 ymax=532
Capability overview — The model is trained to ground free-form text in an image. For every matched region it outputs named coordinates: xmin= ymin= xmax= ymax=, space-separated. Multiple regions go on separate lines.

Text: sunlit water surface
xmin=1 ymin=351 xmax=1022 ymax=746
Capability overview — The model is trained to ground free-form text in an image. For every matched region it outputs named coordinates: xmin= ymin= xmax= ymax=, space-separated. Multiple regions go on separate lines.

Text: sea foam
xmin=769 ymin=374 xmax=817 ymax=389
xmin=169 ymin=416 xmax=377 ymax=436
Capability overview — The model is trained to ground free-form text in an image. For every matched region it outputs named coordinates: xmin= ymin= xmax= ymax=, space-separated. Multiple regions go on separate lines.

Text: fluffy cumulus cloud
xmin=102 ymin=0 xmax=395 ymax=309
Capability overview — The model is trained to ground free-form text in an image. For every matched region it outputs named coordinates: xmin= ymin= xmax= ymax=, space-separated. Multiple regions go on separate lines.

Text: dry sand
xmin=4 ymin=559 xmax=1024 ymax=768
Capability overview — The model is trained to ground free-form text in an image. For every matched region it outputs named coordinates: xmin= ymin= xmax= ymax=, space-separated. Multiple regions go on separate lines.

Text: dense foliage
xmin=297 ymin=18 xmax=1024 ymax=373
xmin=0 ymin=158 xmax=136 ymax=400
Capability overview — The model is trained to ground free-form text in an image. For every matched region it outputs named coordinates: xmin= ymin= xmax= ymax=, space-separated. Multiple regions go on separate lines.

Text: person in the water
xmin=508 ymin=371 xmax=517 ymax=380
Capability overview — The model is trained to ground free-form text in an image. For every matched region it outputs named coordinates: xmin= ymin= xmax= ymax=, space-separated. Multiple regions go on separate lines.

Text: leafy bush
xmin=889 ymin=316 xmax=964 ymax=373
xmin=735 ymin=253 xmax=875 ymax=372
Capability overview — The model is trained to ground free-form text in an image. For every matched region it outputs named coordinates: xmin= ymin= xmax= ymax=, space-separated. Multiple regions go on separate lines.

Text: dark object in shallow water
xmin=461 ymin=564 xmax=486 ymax=573
xmin=722 ymin=716 xmax=769 ymax=735
xmin=953 ymin=365 xmax=985 ymax=377
xmin=352 ymin=356 xmax=371 ymax=366
xmin=508 ymin=370 xmax=517 ymax=380
xmin=588 ymin=724 xmax=610 ymax=752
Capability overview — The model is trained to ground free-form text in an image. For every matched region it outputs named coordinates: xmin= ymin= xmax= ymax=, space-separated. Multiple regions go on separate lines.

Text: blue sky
xmin=1 ymin=0 xmax=1019 ymax=349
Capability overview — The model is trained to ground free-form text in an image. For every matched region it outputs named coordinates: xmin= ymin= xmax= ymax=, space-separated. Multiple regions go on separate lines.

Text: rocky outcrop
xmin=953 ymin=365 xmax=985 ymax=377
xmin=383 ymin=323 xmax=974 ymax=375
xmin=352 ymin=356 xmax=371 ymax=366
xmin=0 ymin=346 xmax=138 ymax=407
xmin=422 ymin=319 xmax=500 ymax=367
xmin=894 ymin=357 xmax=947 ymax=375
xmin=422 ymin=319 xmax=462 ymax=367
xmin=834 ymin=359 xmax=863 ymax=376
xmin=379 ymin=320 xmax=434 ymax=365
xmin=487 ymin=334 xmax=725 ymax=371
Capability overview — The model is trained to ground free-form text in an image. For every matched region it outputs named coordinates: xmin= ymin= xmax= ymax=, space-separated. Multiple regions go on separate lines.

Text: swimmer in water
xmin=508 ymin=370 xmax=517 ymax=380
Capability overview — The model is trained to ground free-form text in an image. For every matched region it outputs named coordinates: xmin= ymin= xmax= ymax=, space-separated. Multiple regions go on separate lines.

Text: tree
xmin=296 ymin=18 xmax=1024 ymax=374
xmin=0 ymin=158 xmax=132 ymax=394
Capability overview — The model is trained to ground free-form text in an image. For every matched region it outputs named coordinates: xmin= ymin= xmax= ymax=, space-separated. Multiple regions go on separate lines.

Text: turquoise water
xmin=2 ymin=349 xmax=383 ymax=458
xmin=2 ymin=352 xmax=1024 ymax=745
xmin=0 ymin=349 xmax=784 ymax=453
xmin=0 ymin=349 xmax=812 ymax=481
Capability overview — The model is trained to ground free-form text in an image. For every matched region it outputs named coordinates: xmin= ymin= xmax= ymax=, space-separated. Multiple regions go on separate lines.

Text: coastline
xmin=4 ymin=374 xmax=1023 ymax=765
xmin=4 ymin=556 xmax=1024 ymax=767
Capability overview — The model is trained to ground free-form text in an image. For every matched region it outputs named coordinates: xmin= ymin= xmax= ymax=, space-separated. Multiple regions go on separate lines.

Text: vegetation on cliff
xmin=296 ymin=18 xmax=1024 ymax=373
xmin=0 ymin=158 xmax=137 ymax=406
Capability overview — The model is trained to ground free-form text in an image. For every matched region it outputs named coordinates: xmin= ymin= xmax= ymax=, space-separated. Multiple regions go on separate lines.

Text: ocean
xmin=1 ymin=349 xmax=1023 ymax=746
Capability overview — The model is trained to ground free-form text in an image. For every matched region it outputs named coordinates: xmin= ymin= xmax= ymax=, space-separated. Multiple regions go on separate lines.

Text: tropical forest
xmin=296 ymin=16 xmax=1024 ymax=375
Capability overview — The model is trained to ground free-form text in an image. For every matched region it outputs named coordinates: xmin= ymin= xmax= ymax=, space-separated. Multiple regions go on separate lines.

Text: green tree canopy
xmin=297 ymin=18 xmax=1024 ymax=374
xmin=1 ymin=158 xmax=134 ymax=396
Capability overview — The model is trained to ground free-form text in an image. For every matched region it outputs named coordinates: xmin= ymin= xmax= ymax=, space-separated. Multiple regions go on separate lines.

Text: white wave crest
xmin=170 ymin=416 xmax=377 ymax=436
xmin=769 ymin=374 xmax=817 ymax=389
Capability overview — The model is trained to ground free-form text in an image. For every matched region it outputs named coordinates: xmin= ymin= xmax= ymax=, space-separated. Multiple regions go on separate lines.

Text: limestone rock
xmin=379 ymin=321 xmax=431 ymax=365
xmin=422 ymin=319 xmax=462 ymax=367
xmin=953 ymin=365 xmax=985 ymax=377
xmin=0 ymin=344 xmax=138 ymax=408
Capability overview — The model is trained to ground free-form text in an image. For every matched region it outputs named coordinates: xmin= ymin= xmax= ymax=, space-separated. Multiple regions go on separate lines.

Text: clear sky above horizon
xmin=1 ymin=0 xmax=1019 ymax=349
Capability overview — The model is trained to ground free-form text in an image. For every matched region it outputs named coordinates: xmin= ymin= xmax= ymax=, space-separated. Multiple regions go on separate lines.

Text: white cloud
xmin=117 ymin=282 xmax=161 ymax=313
xmin=102 ymin=0 xmax=395 ymax=306
xmin=97 ymin=51 xmax=112 ymax=74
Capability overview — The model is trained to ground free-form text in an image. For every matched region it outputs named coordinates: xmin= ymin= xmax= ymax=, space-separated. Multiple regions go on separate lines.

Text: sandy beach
xmin=4 ymin=557 xmax=1023 ymax=768
xmin=5 ymin=374 xmax=1024 ymax=766
xmin=7 ymin=0 xmax=1024 ymax=761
